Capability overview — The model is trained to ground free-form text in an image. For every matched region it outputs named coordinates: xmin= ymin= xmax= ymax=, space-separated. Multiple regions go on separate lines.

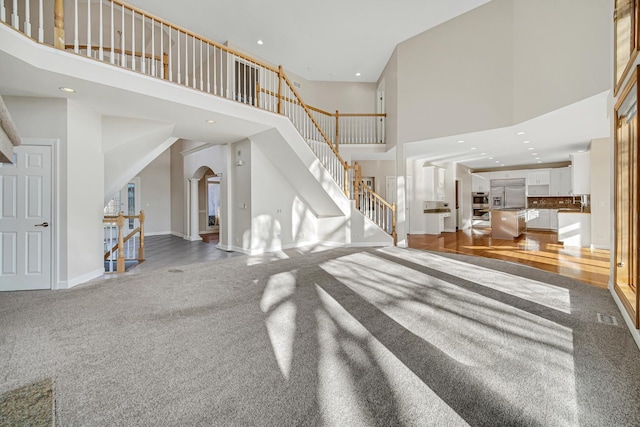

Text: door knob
xmin=35 ymin=222 xmax=49 ymax=227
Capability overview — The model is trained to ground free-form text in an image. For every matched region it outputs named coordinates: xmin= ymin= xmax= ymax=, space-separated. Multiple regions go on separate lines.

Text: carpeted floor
xmin=1 ymin=246 xmax=639 ymax=426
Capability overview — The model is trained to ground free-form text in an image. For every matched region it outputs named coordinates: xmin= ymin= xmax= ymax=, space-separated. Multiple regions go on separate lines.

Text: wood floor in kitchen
xmin=407 ymin=227 xmax=610 ymax=288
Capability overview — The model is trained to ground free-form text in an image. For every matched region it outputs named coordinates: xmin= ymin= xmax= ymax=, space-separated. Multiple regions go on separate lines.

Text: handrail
xmin=352 ymin=162 xmax=397 ymax=245
xmin=103 ymin=211 xmax=145 ymax=272
xmin=2 ymin=0 xmax=393 ymax=241
xmin=107 ymin=0 xmax=280 ymax=74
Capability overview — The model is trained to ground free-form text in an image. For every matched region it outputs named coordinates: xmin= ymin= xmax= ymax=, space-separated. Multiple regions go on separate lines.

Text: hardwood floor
xmin=408 ymin=228 xmax=611 ymax=288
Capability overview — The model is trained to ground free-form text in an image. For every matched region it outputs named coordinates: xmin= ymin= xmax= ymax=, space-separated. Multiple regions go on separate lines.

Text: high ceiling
xmin=126 ymin=0 xmax=491 ymax=83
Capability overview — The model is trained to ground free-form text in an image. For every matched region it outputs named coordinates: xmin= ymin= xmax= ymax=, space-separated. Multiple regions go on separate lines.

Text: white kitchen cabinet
xmin=571 ymin=152 xmax=590 ymax=194
xmin=472 ymin=173 xmax=490 ymax=192
xmin=424 ymin=166 xmax=446 ymax=201
xmin=527 ymin=209 xmax=552 ymax=229
xmin=558 ymin=212 xmax=591 ymax=247
xmin=549 ymin=209 xmax=558 ymax=231
xmin=425 ymin=212 xmax=449 ymax=235
xmin=550 ymin=167 xmax=572 ymax=196
xmin=491 ymin=170 xmax=527 ymax=180
xmin=527 ymin=170 xmax=550 ymax=185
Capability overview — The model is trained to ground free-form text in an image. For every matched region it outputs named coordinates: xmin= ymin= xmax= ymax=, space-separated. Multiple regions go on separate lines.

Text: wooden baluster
xmin=392 ymin=203 xmax=397 ymax=245
xmin=278 ymin=65 xmax=283 ymax=115
xmin=138 ymin=210 xmax=145 ymax=261
xmin=54 ymin=0 xmax=64 ymax=49
xmin=116 ymin=213 xmax=125 ymax=273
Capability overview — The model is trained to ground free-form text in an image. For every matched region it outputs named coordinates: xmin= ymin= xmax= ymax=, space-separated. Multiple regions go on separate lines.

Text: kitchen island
xmin=491 ymin=209 xmax=526 ymax=239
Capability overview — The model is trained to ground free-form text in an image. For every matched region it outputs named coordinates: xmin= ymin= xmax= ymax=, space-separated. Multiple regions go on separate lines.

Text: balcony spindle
xmin=86 ymin=0 xmax=91 ymax=57
xmin=11 ymin=0 xmax=18 ymax=29
xmin=24 ymin=0 xmax=31 ymax=37
xmin=37 ymin=0 xmax=43 ymax=42
xmin=98 ymin=0 xmax=103 ymax=60
xmin=109 ymin=1 xmax=114 ymax=64
xmin=141 ymin=14 xmax=145 ymax=73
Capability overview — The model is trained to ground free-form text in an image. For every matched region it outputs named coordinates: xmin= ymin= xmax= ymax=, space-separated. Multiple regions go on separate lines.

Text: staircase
xmin=0 ymin=0 xmax=395 ymax=246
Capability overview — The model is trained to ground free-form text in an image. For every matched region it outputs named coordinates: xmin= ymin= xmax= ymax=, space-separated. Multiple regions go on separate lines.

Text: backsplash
xmin=527 ymin=196 xmax=583 ymax=209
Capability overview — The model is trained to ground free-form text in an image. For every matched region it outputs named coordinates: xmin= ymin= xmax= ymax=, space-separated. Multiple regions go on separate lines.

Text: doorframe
xmin=20 ymin=138 xmax=59 ymax=290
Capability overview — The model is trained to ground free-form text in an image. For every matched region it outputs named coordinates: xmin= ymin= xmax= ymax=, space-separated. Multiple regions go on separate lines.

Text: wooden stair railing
xmin=353 ymin=162 xmax=397 ymax=245
xmin=103 ymin=211 xmax=145 ymax=273
xmin=2 ymin=0 xmax=394 ymax=244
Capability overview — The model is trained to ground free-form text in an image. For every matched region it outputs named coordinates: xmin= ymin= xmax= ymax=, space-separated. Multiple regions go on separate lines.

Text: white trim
xmin=59 ymin=268 xmax=104 ymax=289
xmin=144 ymin=231 xmax=172 ymax=237
xmin=171 ymin=231 xmax=186 ymax=239
xmin=181 ymin=143 xmax=215 ymax=157
xmin=610 ymin=287 xmax=640 ymax=350
xmin=348 ymin=241 xmax=393 ymax=248
xmin=188 ymin=235 xmax=203 ymax=241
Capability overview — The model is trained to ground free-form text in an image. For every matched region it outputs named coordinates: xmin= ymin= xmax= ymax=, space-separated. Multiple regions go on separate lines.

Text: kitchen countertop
xmin=423 ymin=209 xmax=452 ymax=213
xmin=557 ymin=208 xmax=591 ymax=214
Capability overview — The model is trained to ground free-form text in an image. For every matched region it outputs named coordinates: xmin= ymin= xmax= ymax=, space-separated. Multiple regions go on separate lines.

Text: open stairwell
xmin=0 ymin=0 xmax=395 ymax=253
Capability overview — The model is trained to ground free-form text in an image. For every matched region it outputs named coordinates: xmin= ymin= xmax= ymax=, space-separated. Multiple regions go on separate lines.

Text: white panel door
xmin=0 ymin=145 xmax=52 ymax=291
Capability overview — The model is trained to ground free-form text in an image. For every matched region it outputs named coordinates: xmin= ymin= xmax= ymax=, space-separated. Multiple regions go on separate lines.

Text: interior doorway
xmin=191 ymin=166 xmax=220 ymax=243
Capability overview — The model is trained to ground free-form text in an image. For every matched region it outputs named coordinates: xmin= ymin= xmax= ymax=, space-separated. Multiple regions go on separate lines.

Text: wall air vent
xmin=294 ymin=81 xmax=301 ymax=89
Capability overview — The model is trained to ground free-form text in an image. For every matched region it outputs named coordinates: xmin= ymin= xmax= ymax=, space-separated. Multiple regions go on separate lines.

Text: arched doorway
xmin=189 ymin=166 xmax=221 ymax=243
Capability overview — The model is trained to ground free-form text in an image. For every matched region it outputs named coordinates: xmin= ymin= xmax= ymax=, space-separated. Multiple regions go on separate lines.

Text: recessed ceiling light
xmin=481 ymin=153 xmax=486 ymax=155
xmin=205 ymin=119 xmax=216 ymax=124
xmin=537 ymin=161 xmax=542 ymax=164
xmin=470 ymin=147 xmax=477 ymax=150
xmin=495 ymin=160 xmax=500 ymax=163
xmin=457 ymin=140 xmax=464 ymax=144
xmin=523 ymin=140 xmax=531 ymax=144
xmin=527 ymin=147 xmax=534 ymax=150
xmin=59 ymin=87 xmax=75 ymax=93
xmin=578 ymin=150 xmax=585 ymax=153
xmin=356 ymin=72 xmax=361 ymax=77
xmin=257 ymin=40 xmax=264 ymax=45
xmin=488 ymin=157 xmax=493 ymax=159
xmin=535 ymin=157 xmax=541 ymax=160
xmin=517 ymin=131 xmax=525 ymax=135
xmin=531 ymin=153 xmax=538 ymax=156
xmin=500 ymin=164 xmax=505 ymax=166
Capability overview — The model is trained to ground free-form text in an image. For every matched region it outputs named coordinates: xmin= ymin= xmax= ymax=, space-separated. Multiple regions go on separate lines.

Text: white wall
xmin=170 ymin=141 xmax=185 ymax=237
xmin=251 ymin=144 xmax=318 ymax=252
xmin=310 ymin=82 xmax=377 ymax=113
xmin=357 ymin=160 xmax=396 ymax=198
xmin=230 ymin=139 xmax=252 ymax=252
xmin=138 ymin=148 xmax=171 ymax=235
xmin=590 ymin=138 xmax=611 ymax=249
xmin=66 ymin=100 xmax=104 ymax=281
xmin=4 ymin=97 xmax=73 ymax=285
xmin=397 ymin=0 xmax=514 ymax=143
xmin=512 ymin=0 xmax=613 ymax=123
xmin=380 ymin=48 xmax=399 ymax=150
xmin=456 ymin=163 xmax=473 ymax=231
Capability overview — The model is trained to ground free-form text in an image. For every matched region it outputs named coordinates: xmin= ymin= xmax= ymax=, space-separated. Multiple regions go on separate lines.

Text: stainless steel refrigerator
xmin=490 ymin=179 xmax=526 ymax=209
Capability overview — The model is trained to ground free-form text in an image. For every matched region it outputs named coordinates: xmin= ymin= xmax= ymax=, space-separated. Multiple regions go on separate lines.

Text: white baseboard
xmin=57 ymin=268 xmax=104 ymax=290
xmin=591 ymin=244 xmax=610 ymax=250
xmin=348 ymin=241 xmax=393 ymax=248
xmin=610 ymin=286 xmax=640 ymax=350
xmin=144 ymin=231 xmax=172 ymax=237
xmin=188 ymin=236 xmax=203 ymax=242
xmin=171 ymin=232 xmax=186 ymax=239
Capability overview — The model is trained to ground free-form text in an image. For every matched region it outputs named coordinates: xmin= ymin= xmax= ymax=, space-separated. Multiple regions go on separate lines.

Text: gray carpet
xmin=1 ymin=246 xmax=639 ymax=426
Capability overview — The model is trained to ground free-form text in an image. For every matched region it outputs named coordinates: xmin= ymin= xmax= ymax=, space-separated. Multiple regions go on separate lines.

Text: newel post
xmin=116 ymin=212 xmax=125 ymax=273
xmin=138 ymin=210 xmax=145 ymax=261
xmin=54 ymin=0 xmax=64 ymax=49
xmin=277 ymin=65 xmax=283 ymax=115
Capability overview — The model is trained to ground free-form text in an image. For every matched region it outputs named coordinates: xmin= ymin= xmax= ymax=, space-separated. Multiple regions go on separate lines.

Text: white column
xmin=189 ymin=178 xmax=202 ymax=241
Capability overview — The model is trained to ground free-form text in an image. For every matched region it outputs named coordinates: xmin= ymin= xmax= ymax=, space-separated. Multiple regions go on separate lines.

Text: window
xmin=614 ymin=70 xmax=639 ymax=328
xmin=615 ymin=0 xmax=638 ymax=92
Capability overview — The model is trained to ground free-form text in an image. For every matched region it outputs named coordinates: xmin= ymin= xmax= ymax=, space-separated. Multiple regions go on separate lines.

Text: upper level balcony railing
xmin=0 ymin=0 xmax=394 ymax=242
